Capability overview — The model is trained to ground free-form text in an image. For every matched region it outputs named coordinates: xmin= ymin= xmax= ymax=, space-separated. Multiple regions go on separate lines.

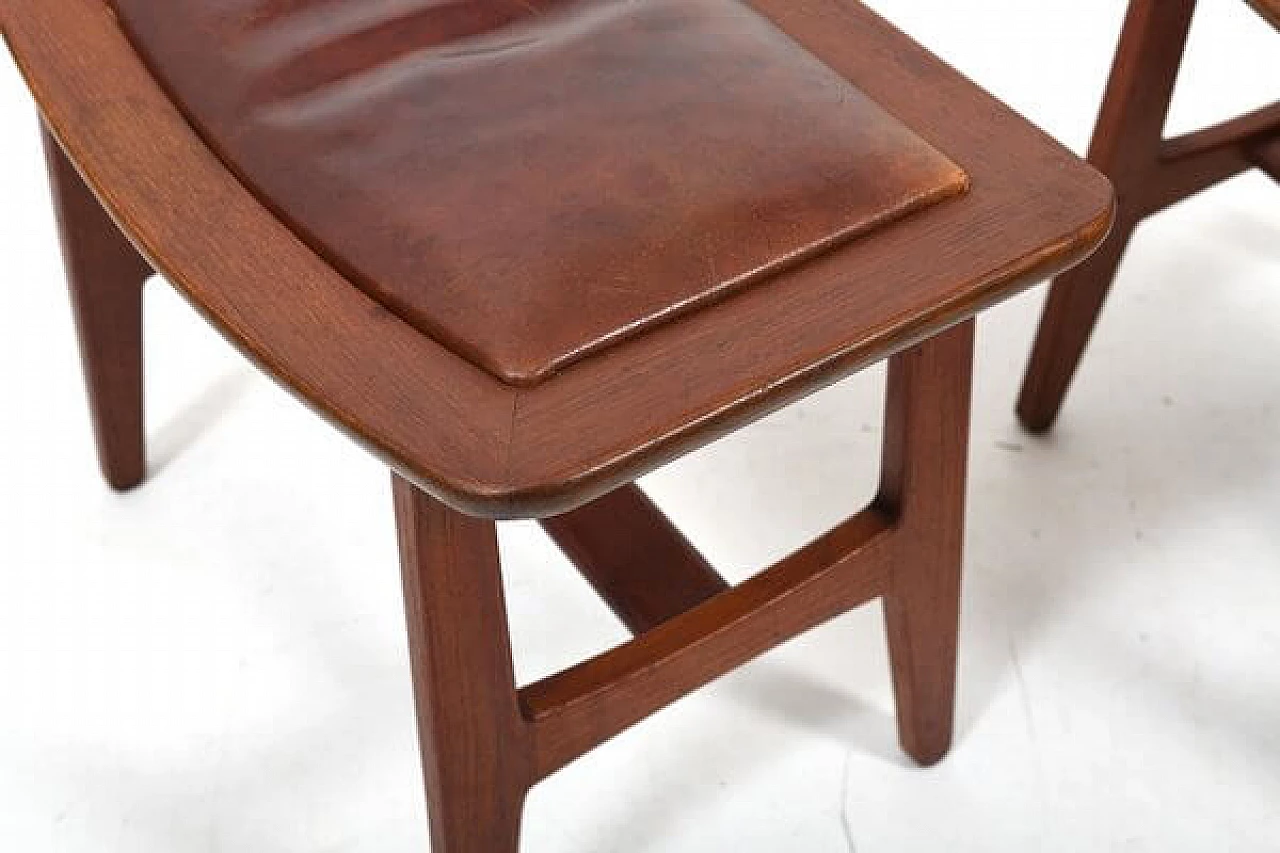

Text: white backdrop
xmin=1 ymin=2 xmax=1278 ymax=850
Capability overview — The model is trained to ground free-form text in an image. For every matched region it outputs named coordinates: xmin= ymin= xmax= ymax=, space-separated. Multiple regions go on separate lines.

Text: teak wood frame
xmin=1018 ymin=0 xmax=1280 ymax=431
xmin=6 ymin=0 xmax=1114 ymax=522
xmin=44 ymin=123 xmax=975 ymax=851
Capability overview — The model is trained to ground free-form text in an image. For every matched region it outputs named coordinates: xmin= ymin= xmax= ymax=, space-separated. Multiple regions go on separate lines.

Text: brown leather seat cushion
xmin=110 ymin=0 xmax=967 ymax=385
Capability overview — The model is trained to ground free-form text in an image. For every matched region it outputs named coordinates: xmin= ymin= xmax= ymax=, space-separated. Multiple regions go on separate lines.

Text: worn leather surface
xmin=1248 ymin=0 xmax=1280 ymax=28
xmin=109 ymin=0 xmax=967 ymax=385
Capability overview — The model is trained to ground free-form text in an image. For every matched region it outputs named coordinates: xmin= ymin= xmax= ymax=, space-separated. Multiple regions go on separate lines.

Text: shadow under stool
xmin=2 ymin=0 xmax=1112 ymax=849
xmin=1019 ymin=0 xmax=1280 ymax=432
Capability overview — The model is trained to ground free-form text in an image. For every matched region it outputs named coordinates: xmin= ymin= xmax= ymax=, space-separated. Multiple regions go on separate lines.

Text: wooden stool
xmin=1018 ymin=0 xmax=1280 ymax=432
xmin=1 ymin=1 xmax=1112 ymax=849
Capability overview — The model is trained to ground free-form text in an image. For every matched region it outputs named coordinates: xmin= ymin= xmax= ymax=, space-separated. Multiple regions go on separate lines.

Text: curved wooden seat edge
xmin=0 ymin=0 xmax=1114 ymax=518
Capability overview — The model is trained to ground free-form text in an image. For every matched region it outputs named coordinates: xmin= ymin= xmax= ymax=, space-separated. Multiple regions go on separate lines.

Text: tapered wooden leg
xmin=1016 ymin=0 xmax=1197 ymax=433
xmin=877 ymin=320 xmax=975 ymax=767
xmin=393 ymin=474 xmax=532 ymax=853
xmin=1016 ymin=214 xmax=1140 ymax=432
xmin=42 ymin=126 xmax=153 ymax=489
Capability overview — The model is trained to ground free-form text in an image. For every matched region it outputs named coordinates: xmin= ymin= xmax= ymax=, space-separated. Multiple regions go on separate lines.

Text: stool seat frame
xmin=2 ymin=0 xmax=1112 ymax=849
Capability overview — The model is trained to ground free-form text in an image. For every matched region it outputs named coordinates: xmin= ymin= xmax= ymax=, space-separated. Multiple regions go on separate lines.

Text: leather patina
xmin=108 ymin=0 xmax=968 ymax=385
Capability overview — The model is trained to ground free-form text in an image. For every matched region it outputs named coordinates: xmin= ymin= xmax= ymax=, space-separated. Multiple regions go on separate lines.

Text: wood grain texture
xmin=393 ymin=474 xmax=532 ymax=852
xmin=1018 ymin=0 xmax=1279 ymax=432
xmin=2 ymin=2 xmax=1113 ymax=848
xmin=877 ymin=320 xmax=974 ymax=766
xmin=524 ymin=504 xmax=895 ymax=780
xmin=1 ymin=0 xmax=1113 ymax=518
xmin=520 ymin=322 xmax=979 ymax=780
xmin=42 ymin=126 xmax=153 ymax=490
xmin=387 ymin=318 xmax=981 ymax=839
xmin=387 ymin=320 xmax=980 ymax=837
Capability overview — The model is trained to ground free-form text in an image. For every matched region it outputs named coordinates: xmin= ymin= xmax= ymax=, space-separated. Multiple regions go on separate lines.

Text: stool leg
xmin=878 ymin=320 xmax=975 ymax=767
xmin=393 ymin=475 xmax=532 ymax=853
xmin=42 ymin=126 xmax=153 ymax=489
xmin=1016 ymin=215 xmax=1140 ymax=433
xmin=1016 ymin=0 xmax=1197 ymax=432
